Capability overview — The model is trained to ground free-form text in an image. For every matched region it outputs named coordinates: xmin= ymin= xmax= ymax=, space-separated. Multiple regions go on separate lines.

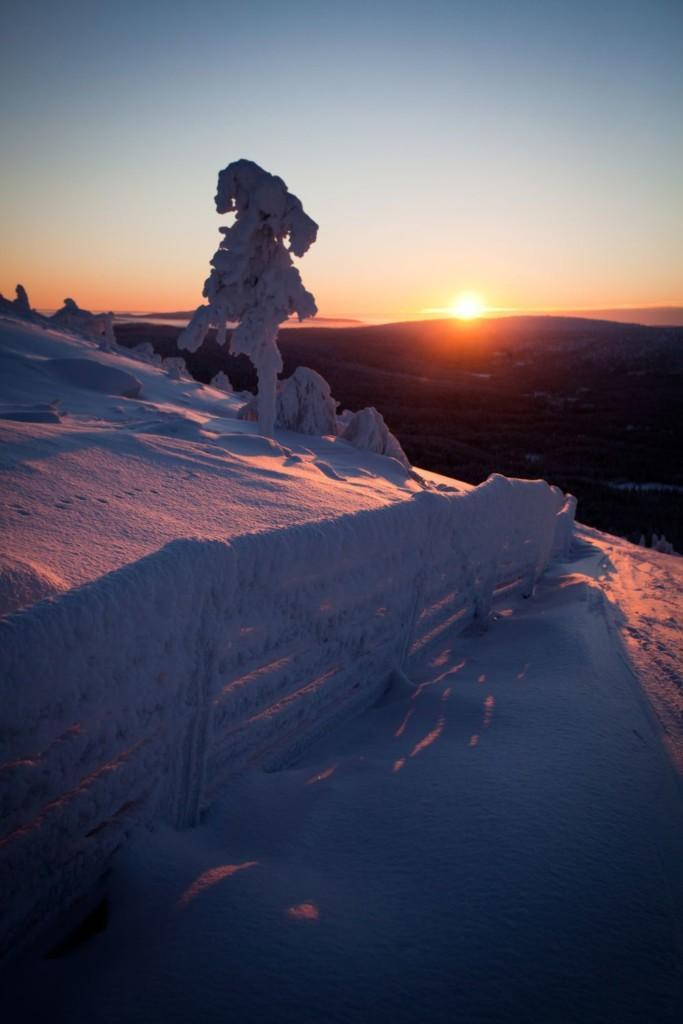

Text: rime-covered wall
xmin=0 ymin=477 xmax=575 ymax=958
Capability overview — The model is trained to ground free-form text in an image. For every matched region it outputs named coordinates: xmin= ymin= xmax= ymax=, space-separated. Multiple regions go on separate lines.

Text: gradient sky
xmin=1 ymin=0 xmax=681 ymax=320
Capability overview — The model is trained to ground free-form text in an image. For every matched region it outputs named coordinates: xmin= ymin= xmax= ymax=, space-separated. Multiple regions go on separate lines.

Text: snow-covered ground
xmin=5 ymin=535 xmax=683 ymax=1023
xmin=1 ymin=317 xmax=681 ymax=1021
xmin=576 ymin=528 xmax=683 ymax=774
xmin=0 ymin=318 xmax=428 ymax=607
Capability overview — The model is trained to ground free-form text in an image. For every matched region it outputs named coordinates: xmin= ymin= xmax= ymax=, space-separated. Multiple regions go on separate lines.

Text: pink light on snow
xmin=177 ymin=861 xmax=258 ymax=908
xmin=306 ymin=764 xmax=338 ymax=785
xmin=287 ymin=902 xmax=320 ymax=921
xmin=410 ymin=716 xmax=446 ymax=758
xmin=394 ymin=707 xmax=414 ymax=738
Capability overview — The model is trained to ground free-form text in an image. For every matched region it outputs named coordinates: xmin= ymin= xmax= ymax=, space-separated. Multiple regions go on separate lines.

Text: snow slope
xmin=0 ymin=317 xmax=425 ymax=603
xmin=4 ymin=533 xmax=682 ymax=1024
xmin=574 ymin=527 xmax=683 ymax=773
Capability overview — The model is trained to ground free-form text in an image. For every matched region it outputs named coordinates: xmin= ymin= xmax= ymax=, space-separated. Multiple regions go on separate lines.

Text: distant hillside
xmin=120 ymin=311 xmax=364 ymax=328
xmin=120 ymin=307 xmax=683 ymax=327
xmin=549 ymin=307 xmax=683 ymax=326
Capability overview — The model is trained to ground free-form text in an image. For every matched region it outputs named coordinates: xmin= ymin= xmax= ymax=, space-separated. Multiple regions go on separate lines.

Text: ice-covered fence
xmin=0 ymin=475 xmax=574 ymax=958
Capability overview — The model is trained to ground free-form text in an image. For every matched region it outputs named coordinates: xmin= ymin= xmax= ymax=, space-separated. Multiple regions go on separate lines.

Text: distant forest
xmin=115 ymin=316 xmax=683 ymax=552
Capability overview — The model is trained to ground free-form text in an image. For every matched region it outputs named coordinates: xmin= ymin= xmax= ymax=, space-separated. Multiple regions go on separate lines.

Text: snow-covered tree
xmin=178 ymin=159 xmax=318 ymax=437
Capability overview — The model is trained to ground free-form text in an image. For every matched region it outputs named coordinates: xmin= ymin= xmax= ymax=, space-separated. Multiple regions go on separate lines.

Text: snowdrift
xmin=0 ymin=476 xmax=575 ymax=959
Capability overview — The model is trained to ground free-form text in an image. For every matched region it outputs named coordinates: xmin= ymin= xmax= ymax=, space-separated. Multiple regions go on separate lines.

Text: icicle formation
xmin=178 ymin=159 xmax=318 ymax=437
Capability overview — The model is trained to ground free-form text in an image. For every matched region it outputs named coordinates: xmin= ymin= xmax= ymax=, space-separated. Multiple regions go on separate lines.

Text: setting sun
xmin=449 ymin=293 xmax=485 ymax=320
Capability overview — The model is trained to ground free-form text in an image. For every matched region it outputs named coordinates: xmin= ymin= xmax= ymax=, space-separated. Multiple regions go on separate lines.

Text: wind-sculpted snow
xmin=0 ymin=476 xmax=573 ymax=959
xmin=44 ymin=357 xmax=142 ymax=398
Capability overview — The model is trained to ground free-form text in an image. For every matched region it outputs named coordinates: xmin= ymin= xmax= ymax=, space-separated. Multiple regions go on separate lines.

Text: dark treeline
xmin=115 ymin=317 xmax=683 ymax=551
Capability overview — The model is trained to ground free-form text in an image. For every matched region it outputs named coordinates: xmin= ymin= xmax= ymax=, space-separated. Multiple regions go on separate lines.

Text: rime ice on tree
xmin=179 ymin=159 xmax=318 ymax=437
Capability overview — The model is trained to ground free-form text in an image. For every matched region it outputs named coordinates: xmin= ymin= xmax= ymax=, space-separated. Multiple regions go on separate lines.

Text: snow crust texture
xmin=0 ymin=476 xmax=574 ymax=958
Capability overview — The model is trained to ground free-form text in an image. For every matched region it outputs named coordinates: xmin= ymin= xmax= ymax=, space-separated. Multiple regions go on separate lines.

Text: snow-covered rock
xmin=0 ymin=284 xmax=42 ymax=323
xmin=50 ymin=298 xmax=116 ymax=349
xmin=341 ymin=406 xmax=410 ymax=468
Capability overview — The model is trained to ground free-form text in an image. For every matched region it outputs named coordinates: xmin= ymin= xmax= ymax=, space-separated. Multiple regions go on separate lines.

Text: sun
xmin=449 ymin=292 xmax=485 ymax=320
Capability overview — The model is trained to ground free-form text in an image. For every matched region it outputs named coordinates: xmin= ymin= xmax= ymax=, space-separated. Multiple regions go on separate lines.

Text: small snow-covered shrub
xmin=341 ymin=406 xmax=410 ymax=468
xmin=179 ymin=159 xmax=318 ymax=437
xmin=638 ymin=532 xmax=677 ymax=555
xmin=210 ymin=370 xmax=233 ymax=393
xmin=162 ymin=356 xmax=189 ymax=380
xmin=277 ymin=367 xmax=338 ymax=435
xmin=132 ymin=342 xmax=161 ymax=365
xmin=237 ymin=368 xmax=338 ymax=436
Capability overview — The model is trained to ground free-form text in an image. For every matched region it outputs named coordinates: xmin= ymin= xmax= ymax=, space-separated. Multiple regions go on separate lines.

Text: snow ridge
xmin=0 ymin=477 xmax=574 ymax=958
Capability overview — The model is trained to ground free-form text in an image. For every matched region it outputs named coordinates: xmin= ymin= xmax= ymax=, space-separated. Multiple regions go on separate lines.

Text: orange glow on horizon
xmin=448 ymin=292 xmax=486 ymax=320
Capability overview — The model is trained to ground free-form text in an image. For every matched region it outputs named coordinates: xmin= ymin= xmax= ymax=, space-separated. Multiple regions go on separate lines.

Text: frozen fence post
xmin=178 ymin=159 xmax=318 ymax=438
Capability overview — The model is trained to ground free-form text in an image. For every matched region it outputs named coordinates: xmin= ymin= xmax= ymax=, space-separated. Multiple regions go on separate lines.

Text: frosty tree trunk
xmin=256 ymin=346 xmax=280 ymax=438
